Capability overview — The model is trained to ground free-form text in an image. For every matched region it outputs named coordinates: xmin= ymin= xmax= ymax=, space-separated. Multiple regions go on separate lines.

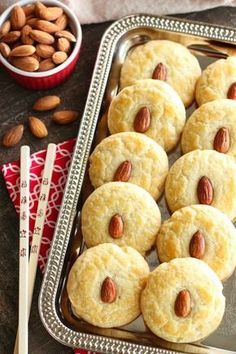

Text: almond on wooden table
xmin=10 ymin=5 xmax=26 ymax=30
xmin=0 ymin=43 xmax=11 ymax=58
xmin=10 ymin=45 xmax=36 ymax=57
xmin=55 ymin=30 xmax=76 ymax=42
xmin=36 ymin=44 xmax=55 ymax=58
xmin=21 ymin=24 xmax=34 ymax=45
xmin=52 ymin=110 xmax=78 ymax=124
xmin=38 ymin=58 xmax=55 ymax=71
xmin=52 ymin=51 xmax=67 ymax=64
xmin=11 ymin=56 xmax=39 ymax=71
xmin=30 ymin=29 xmax=55 ymax=44
xmin=28 ymin=116 xmax=48 ymax=138
xmin=2 ymin=124 xmax=24 ymax=147
xmin=0 ymin=20 xmax=11 ymax=38
xmin=33 ymin=95 xmax=60 ymax=111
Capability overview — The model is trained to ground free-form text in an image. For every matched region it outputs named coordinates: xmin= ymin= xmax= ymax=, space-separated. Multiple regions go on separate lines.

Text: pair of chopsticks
xmin=14 ymin=143 xmax=57 ymax=354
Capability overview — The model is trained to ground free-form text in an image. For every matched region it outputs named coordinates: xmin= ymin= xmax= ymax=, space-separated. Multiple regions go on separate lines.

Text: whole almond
xmin=26 ymin=17 xmax=38 ymax=28
xmin=2 ymin=31 xmax=21 ymax=43
xmin=38 ymin=58 xmax=55 ymax=71
xmin=101 ymin=277 xmax=117 ymax=303
xmin=175 ymin=289 xmax=191 ymax=317
xmin=152 ymin=62 xmax=167 ymax=81
xmin=33 ymin=95 xmax=60 ymax=111
xmin=0 ymin=20 xmax=11 ymax=38
xmin=134 ymin=107 xmax=151 ymax=133
xmin=55 ymin=30 xmax=76 ymax=42
xmin=10 ymin=45 xmax=36 ymax=57
xmin=57 ymin=37 xmax=70 ymax=53
xmin=21 ymin=25 xmax=34 ymax=45
xmin=0 ymin=43 xmax=11 ymax=58
xmin=213 ymin=127 xmax=230 ymax=153
xmin=39 ymin=7 xmax=63 ymax=21
xmin=2 ymin=124 xmax=24 ymax=147
xmin=28 ymin=116 xmax=48 ymax=138
xmin=227 ymin=82 xmax=236 ymax=100
xmin=52 ymin=51 xmax=67 ymax=64
xmin=52 ymin=110 xmax=78 ymax=124
xmin=36 ymin=20 xmax=59 ymax=33
xmin=35 ymin=2 xmax=47 ymax=18
xmin=36 ymin=44 xmax=55 ymax=58
xmin=30 ymin=30 xmax=54 ymax=45
xmin=10 ymin=5 xmax=26 ymax=30
xmin=22 ymin=4 xmax=35 ymax=16
xmin=113 ymin=160 xmax=132 ymax=182
xmin=109 ymin=214 xmax=124 ymax=239
xmin=11 ymin=56 xmax=39 ymax=71
xmin=55 ymin=14 xmax=68 ymax=30
xmin=189 ymin=231 xmax=205 ymax=259
xmin=197 ymin=176 xmax=214 ymax=205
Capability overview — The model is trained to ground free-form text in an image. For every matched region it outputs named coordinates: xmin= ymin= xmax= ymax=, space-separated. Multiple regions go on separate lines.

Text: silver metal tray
xmin=39 ymin=14 xmax=236 ymax=354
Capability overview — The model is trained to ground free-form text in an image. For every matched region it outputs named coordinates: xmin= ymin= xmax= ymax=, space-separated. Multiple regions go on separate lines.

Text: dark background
xmin=0 ymin=6 xmax=235 ymax=354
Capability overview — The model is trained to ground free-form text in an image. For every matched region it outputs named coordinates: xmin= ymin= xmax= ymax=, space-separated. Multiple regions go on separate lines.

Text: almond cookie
xmin=141 ymin=258 xmax=225 ymax=343
xmin=181 ymin=99 xmax=236 ymax=159
xmin=165 ymin=149 xmax=236 ymax=220
xmin=120 ymin=40 xmax=201 ymax=107
xmin=196 ymin=56 xmax=236 ymax=106
xmin=67 ymin=243 xmax=149 ymax=328
xmin=89 ymin=132 xmax=169 ymax=200
xmin=108 ymin=79 xmax=186 ymax=152
xmin=82 ymin=182 xmax=161 ymax=254
xmin=156 ymin=204 xmax=236 ymax=280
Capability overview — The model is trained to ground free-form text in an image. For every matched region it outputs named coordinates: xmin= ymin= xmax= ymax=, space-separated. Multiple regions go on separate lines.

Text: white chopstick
xmin=19 ymin=146 xmax=30 ymax=354
xmin=14 ymin=143 xmax=56 ymax=354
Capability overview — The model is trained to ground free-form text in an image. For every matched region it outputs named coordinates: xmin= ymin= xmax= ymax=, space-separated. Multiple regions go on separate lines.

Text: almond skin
xmin=113 ymin=160 xmax=132 ymax=182
xmin=2 ymin=31 xmax=21 ymax=43
xmin=11 ymin=56 xmax=39 ymax=71
xmin=0 ymin=43 xmax=11 ymax=58
xmin=52 ymin=51 xmax=67 ymax=64
xmin=39 ymin=7 xmax=63 ymax=21
xmin=30 ymin=29 xmax=55 ymax=45
xmin=109 ymin=214 xmax=124 ymax=239
xmin=175 ymin=289 xmax=191 ymax=317
xmin=10 ymin=45 xmax=36 ymax=57
xmin=28 ymin=116 xmax=48 ymax=138
xmin=2 ymin=124 xmax=24 ymax=147
xmin=189 ymin=230 xmax=205 ymax=259
xmin=101 ymin=277 xmax=117 ymax=303
xmin=33 ymin=95 xmax=60 ymax=111
xmin=55 ymin=30 xmax=76 ymax=42
xmin=197 ymin=176 xmax=214 ymax=205
xmin=21 ymin=25 xmax=34 ymax=45
xmin=213 ymin=127 xmax=230 ymax=153
xmin=0 ymin=20 xmax=11 ymax=38
xmin=57 ymin=37 xmax=70 ymax=53
xmin=52 ymin=110 xmax=78 ymax=124
xmin=36 ymin=44 xmax=55 ymax=58
xmin=22 ymin=4 xmax=35 ymax=16
xmin=152 ymin=62 xmax=167 ymax=81
xmin=227 ymin=82 xmax=236 ymax=100
xmin=134 ymin=107 xmax=151 ymax=133
xmin=38 ymin=58 xmax=55 ymax=71
xmin=55 ymin=14 xmax=68 ymax=30
xmin=35 ymin=2 xmax=47 ymax=18
xmin=35 ymin=20 xmax=59 ymax=33
xmin=10 ymin=5 xmax=26 ymax=30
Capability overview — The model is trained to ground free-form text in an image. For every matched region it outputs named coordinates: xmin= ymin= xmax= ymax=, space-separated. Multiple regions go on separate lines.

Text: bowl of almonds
xmin=0 ymin=0 xmax=82 ymax=89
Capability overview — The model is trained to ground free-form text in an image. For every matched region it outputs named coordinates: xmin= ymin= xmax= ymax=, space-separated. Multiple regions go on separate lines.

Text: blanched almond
xmin=52 ymin=51 xmax=67 ymax=64
xmin=10 ymin=5 xmax=26 ymax=30
xmin=36 ymin=44 xmax=55 ymax=58
xmin=57 ymin=37 xmax=70 ymax=52
xmin=33 ymin=95 xmax=60 ymax=111
xmin=10 ymin=45 xmax=36 ymax=57
xmin=0 ymin=20 xmax=11 ymax=38
xmin=52 ymin=110 xmax=78 ymax=124
xmin=21 ymin=25 xmax=34 ymax=45
xmin=2 ymin=31 xmax=21 ymax=43
xmin=35 ymin=20 xmax=59 ymax=33
xmin=28 ymin=116 xmax=48 ymax=138
xmin=55 ymin=14 xmax=68 ymax=30
xmin=0 ymin=43 xmax=11 ymax=58
xmin=11 ymin=56 xmax=39 ymax=71
xmin=39 ymin=7 xmax=63 ymax=21
xmin=55 ymin=30 xmax=76 ymax=42
xmin=2 ymin=124 xmax=24 ymax=147
xmin=30 ymin=30 xmax=54 ymax=44
xmin=38 ymin=58 xmax=55 ymax=71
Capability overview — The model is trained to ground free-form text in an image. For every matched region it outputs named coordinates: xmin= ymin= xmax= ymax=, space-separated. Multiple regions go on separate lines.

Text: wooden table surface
xmin=0 ymin=6 xmax=236 ymax=354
